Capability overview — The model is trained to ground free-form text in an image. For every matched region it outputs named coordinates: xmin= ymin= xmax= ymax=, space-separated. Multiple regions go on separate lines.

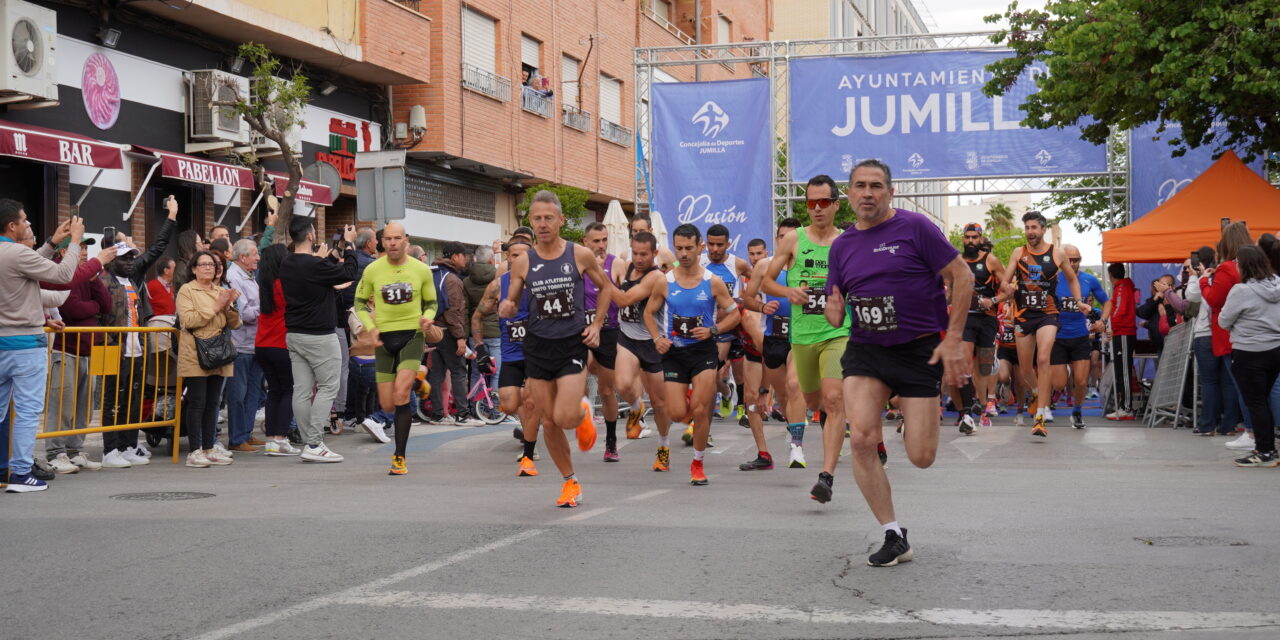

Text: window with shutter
xmin=521 ymin=36 xmax=541 ymax=72
xmin=561 ymin=56 xmax=580 ymax=105
xmin=716 ymin=15 xmax=731 ymax=43
xmin=599 ymin=74 xmax=621 ymax=124
xmin=461 ymin=8 xmax=496 ymax=73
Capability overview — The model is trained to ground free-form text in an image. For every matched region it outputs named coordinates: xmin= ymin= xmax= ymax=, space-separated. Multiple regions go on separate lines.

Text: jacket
xmin=1200 ymin=260 xmax=1240 ymax=357
xmin=464 ymin=262 xmax=499 ymax=339
xmin=226 ymin=261 xmax=260 ymax=354
xmin=1183 ymin=277 xmax=1213 ymax=338
xmin=0 ymin=239 xmax=80 ymax=337
xmin=1109 ymin=278 xmax=1138 ymax=337
xmin=54 ymin=260 xmax=113 ymax=355
xmin=1218 ymin=275 xmax=1280 ymax=352
xmin=176 ymin=281 xmax=243 ymax=378
xmin=99 ymin=217 xmax=177 ymax=334
xmin=431 ymin=259 xmax=468 ymax=341
xmin=147 ymin=277 xmax=175 ymax=316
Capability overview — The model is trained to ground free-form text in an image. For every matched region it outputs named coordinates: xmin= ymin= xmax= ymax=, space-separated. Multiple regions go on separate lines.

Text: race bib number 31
xmin=380 ymin=282 xmax=414 ymax=305
xmin=848 ymin=295 xmax=898 ymax=332
xmin=802 ymin=287 xmax=828 ymax=315
xmin=535 ymin=290 xmax=575 ymax=319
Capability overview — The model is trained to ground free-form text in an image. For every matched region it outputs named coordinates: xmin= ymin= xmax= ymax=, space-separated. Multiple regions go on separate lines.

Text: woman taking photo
xmin=1200 ymin=221 xmax=1256 ymax=450
xmin=177 ymin=250 xmax=242 ymax=468
xmin=1218 ymin=244 xmax=1280 ymax=467
xmin=255 ymin=243 xmax=299 ymax=455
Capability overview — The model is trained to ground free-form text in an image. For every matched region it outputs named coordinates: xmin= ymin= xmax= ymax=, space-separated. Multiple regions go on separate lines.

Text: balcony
xmin=600 ymin=118 xmax=632 ymax=147
xmin=641 ymin=1 xmax=695 ymax=45
xmin=521 ymin=87 xmax=554 ymax=118
xmin=562 ymin=104 xmax=592 ymax=132
xmin=462 ymin=63 xmax=512 ymax=102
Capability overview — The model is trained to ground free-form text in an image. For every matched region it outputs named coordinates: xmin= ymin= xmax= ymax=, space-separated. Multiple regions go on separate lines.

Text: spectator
xmin=210 ymin=237 xmax=232 ymax=266
xmin=1105 ymin=263 xmax=1140 ymax=420
xmin=98 ymin=197 xmax=179 ymax=468
xmin=466 ymin=244 xmax=500 ymax=390
xmin=1186 ymin=247 xmax=1243 ymax=436
xmin=429 ymin=241 xmax=480 ymax=425
xmin=177 ymin=250 xmax=242 ymax=468
xmin=355 ymin=226 xmax=379 ymax=276
xmin=279 ymin=217 xmax=358 ymax=462
xmin=1261 ymin=234 xmax=1280 ymax=439
xmin=1137 ymin=274 xmax=1188 ymax=354
xmin=173 ymin=229 xmax=203 ymax=292
xmin=147 ymin=257 xmax=177 ymax=316
xmin=407 ymin=245 xmax=426 ymax=262
xmin=255 ymin=244 xmax=298 ymax=455
xmin=1200 ymin=221 xmax=1256 ymax=450
xmin=225 ymin=239 xmax=264 ymax=452
xmin=345 ymin=302 xmax=393 ymax=436
xmin=209 ymin=225 xmax=230 ymax=244
xmin=0 ymin=201 xmax=83 ymax=492
xmin=1218 ymin=245 xmax=1280 ymax=467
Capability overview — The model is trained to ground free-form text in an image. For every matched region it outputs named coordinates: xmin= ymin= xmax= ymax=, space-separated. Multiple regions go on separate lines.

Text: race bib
xmin=671 ymin=314 xmax=704 ymax=339
xmin=998 ymin=325 xmax=1015 ymax=344
xmin=1018 ymin=290 xmax=1048 ymax=310
xmin=619 ymin=303 xmax=642 ymax=324
xmin=770 ymin=315 xmax=790 ymax=337
xmin=585 ymin=309 xmax=597 ymax=326
xmin=506 ymin=319 xmax=527 ymax=344
xmin=970 ymin=293 xmax=984 ymax=313
xmin=848 ymin=295 xmax=898 ymax=332
xmin=535 ymin=289 xmax=575 ymax=319
xmin=1059 ymin=297 xmax=1081 ymax=313
xmin=802 ymin=287 xmax=827 ymax=315
xmin=380 ymin=282 xmax=414 ymax=305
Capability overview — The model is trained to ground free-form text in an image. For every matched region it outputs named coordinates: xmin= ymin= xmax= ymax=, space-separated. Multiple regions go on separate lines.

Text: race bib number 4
xmin=380 ymin=282 xmax=414 ymax=305
xmin=506 ymin=319 xmax=527 ymax=344
xmin=535 ymin=289 xmax=575 ymax=319
xmin=802 ymin=287 xmax=828 ymax=315
xmin=1018 ymin=290 xmax=1047 ymax=310
xmin=770 ymin=315 xmax=790 ymax=337
xmin=671 ymin=315 xmax=704 ymax=339
xmin=848 ymin=295 xmax=898 ymax=332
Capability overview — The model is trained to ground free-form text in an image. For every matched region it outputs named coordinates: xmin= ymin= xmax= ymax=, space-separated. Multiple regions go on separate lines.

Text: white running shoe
xmin=133 ymin=443 xmax=152 ymax=458
xmin=1225 ymin=433 xmax=1256 ymax=451
xmin=788 ymin=443 xmax=807 ymax=469
xmin=48 ymin=453 xmax=79 ymax=474
xmin=263 ymin=440 xmax=301 ymax=456
xmin=212 ymin=442 xmax=234 ymax=459
xmin=362 ymin=417 xmax=391 ymax=443
xmin=185 ymin=450 xmax=211 ymax=468
xmin=69 ymin=453 xmax=101 ymax=471
xmin=205 ymin=449 xmax=233 ymax=466
xmin=300 ymin=442 xmax=344 ymax=463
xmin=101 ymin=450 xmax=132 ymax=469
xmin=1042 ymin=408 xmax=1055 ymax=423
xmin=254 ymin=408 xmax=266 ymax=425
xmin=1105 ymin=408 xmax=1135 ymax=421
xmin=121 ymin=448 xmax=150 ymax=466
xmin=1013 ymin=413 xmax=1026 ymax=428
xmin=636 ymin=426 xmax=654 ymax=439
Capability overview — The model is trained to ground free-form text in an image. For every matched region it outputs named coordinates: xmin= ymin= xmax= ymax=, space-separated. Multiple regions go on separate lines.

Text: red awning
xmin=0 ymin=118 xmax=123 ymax=169
xmin=266 ymin=170 xmax=334 ymax=206
xmin=131 ymin=145 xmax=254 ymax=189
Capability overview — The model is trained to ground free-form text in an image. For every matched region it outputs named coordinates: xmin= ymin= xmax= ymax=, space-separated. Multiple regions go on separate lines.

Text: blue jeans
xmin=225 ymin=352 xmax=264 ymax=446
xmin=0 ymin=347 xmax=49 ymax=476
xmin=1270 ymin=376 xmax=1280 ymax=430
xmin=1193 ymin=337 xmax=1242 ymax=433
xmin=348 ymin=357 xmax=392 ymax=424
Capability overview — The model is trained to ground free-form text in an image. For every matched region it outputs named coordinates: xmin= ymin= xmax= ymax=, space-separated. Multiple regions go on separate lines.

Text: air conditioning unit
xmin=0 ymin=0 xmax=58 ymax=103
xmin=251 ymin=124 xmax=302 ymax=158
xmin=189 ymin=69 xmax=250 ymax=145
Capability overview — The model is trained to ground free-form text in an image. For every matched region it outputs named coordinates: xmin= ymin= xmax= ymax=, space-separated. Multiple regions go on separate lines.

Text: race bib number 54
xmin=802 ymin=287 xmax=828 ymax=315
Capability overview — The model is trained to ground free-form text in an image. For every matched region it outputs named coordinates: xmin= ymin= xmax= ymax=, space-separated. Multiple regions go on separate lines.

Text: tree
xmin=1034 ymin=130 xmax=1128 ymax=232
xmin=213 ymin=43 xmax=310 ymax=242
xmin=983 ymin=1 xmax=1279 ymax=163
xmin=775 ymin=142 xmax=857 ymax=227
xmin=983 ymin=203 xmax=1016 ymax=236
xmin=518 ymin=183 xmax=591 ymax=242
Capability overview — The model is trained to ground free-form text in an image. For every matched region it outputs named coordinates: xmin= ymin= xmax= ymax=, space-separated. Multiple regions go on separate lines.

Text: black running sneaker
xmin=810 ymin=471 xmax=834 ymax=503
xmin=738 ymin=455 xmax=774 ymax=471
xmin=512 ymin=426 xmax=525 ymax=441
xmin=770 ymin=409 xmax=786 ymax=423
xmin=867 ymin=528 xmax=912 ymax=567
xmin=1234 ymin=450 xmax=1280 ymax=468
xmin=1071 ymin=412 xmax=1086 ymax=429
xmin=738 ymin=414 xmax=750 ymax=428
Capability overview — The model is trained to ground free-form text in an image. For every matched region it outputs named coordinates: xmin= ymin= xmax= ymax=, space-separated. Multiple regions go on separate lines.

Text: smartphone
xmin=1220 ymin=217 xmax=1231 ymax=229
xmin=1189 ymin=252 xmax=1201 ymax=270
xmin=102 ymin=226 xmax=116 ymax=243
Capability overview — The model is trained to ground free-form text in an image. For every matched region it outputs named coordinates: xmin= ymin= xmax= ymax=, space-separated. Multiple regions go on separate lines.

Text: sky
xmin=918 ymin=1 xmax=1107 ymax=265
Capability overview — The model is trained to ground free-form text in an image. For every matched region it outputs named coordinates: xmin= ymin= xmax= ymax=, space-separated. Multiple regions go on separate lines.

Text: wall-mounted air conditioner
xmin=0 ymin=0 xmax=58 ymax=104
xmin=189 ymin=69 xmax=250 ymax=145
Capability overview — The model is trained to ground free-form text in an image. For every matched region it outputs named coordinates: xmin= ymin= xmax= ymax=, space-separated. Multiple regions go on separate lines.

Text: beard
xmin=962 ymin=244 xmax=980 ymax=259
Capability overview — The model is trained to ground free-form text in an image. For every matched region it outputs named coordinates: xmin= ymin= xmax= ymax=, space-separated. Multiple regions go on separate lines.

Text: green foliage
xmin=983 ymin=0 xmax=1280 ymax=163
xmin=518 ymin=183 xmax=591 ymax=243
xmin=947 ymin=226 xmax=1022 ymax=267
xmin=775 ymin=141 xmax=856 ymax=226
xmin=1034 ymin=131 xmax=1128 ymax=232
xmin=983 ymin=203 xmax=1016 ymax=236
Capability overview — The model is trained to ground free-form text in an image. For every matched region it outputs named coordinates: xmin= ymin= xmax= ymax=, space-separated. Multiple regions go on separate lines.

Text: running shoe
xmin=1085 ymin=388 xmax=1099 ymax=399
xmin=263 ymin=440 xmax=301 ymax=456
xmin=512 ymin=426 xmax=525 ymax=441
xmin=959 ymin=414 xmax=976 ymax=435
xmin=682 ymin=425 xmax=694 ymax=446
xmin=739 ymin=454 xmax=773 ymax=471
xmin=636 ymin=426 xmax=654 ymax=439
xmin=690 ymin=459 xmax=708 ymax=485
xmin=653 ymin=446 xmax=670 ymax=472
xmin=1043 ymin=408 xmax=1055 ymax=423
xmin=1225 ymin=433 xmax=1256 ymax=450
xmin=734 ymin=404 xmax=746 ymax=420
xmin=878 ymin=443 xmax=888 ymax=469
xmin=770 ymin=408 xmax=786 ymax=423
xmin=518 ymin=456 xmax=538 ymax=476
xmin=575 ymin=398 xmax=597 ymax=451
xmin=625 ymin=400 xmax=645 ymax=439
xmin=363 ymin=418 xmax=391 ymax=443
xmin=788 ymin=443 xmax=807 ymax=468
xmin=4 ymin=472 xmax=47 ymax=493
xmin=389 ymin=455 xmax=407 ymax=476
xmin=738 ymin=414 xmax=750 ymax=428
xmin=556 ymin=478 xmax=582 ymax=508
xmin=1233 ymin=450 xmax=1279 ymax=468
xmin=884 ymin=410 xmax=900 ymax=422
xmin=895 ymin=418 xmax=904 ymax=434
xmin=1105 ymin=408 xmax=1135 ymax=421
xmin=1013 ymin=412 xmax=1026 ymax=428
xmin=603 ymin=445 xmax=619 ymax=462
xmin=1071 ymin=412 xmax=1086 ymax=429
xmin=810 ymin=471 xmax=833 ymax=503
xmin=984 ymin=400 xmax=998 ymax=417
xmin=329 ymin=412 xmax=343 ymax=435
xmin=979 ymin=413 xmax=992 ymax=428
xmin=867 ymin=528 xmax=912 ymax=567
xmin=1032 ymin=414 xmax=1047 ymax=438
xmin=718 ymin=396 xmax=732 ymax=419
xmin=300 ymin=442 xmax=344 ymax=463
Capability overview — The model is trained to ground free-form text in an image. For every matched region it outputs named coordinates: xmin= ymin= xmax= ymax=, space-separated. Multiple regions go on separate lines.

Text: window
xmin=462 ymin=8 xmax=496 ymax=73
xmin=598 ymin=73 xmax=622 ymax=125
xmin=561 ymin=55 xmax=580 ymax=106
xmin=655 ymin=0 xmax=672 ymax=22
xmin=521 ymin=35 xmax=541 ymax=75
xmin=716 ymin=14 xmax=731 ymax=43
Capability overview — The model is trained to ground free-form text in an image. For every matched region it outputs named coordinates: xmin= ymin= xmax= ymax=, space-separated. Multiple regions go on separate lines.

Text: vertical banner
xmin=1129 ymin=122 xmax=1265 ymax=338
xmin=651 ymin=78 xmax=773 ymax=253
xmin=788 ymin=51 xmax=1106 ymax=181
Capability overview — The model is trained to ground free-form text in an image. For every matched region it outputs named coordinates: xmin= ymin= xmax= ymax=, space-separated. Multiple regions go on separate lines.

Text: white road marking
xmin=338 ymin=591 xmax=1280 ymax=632
xmin=624 ymin=489 xmax=671 ymax=502
xmin=563 ymin=507 xmax=613 ymax=521
xmin=188 ymin=529 xmax=545 ymax=640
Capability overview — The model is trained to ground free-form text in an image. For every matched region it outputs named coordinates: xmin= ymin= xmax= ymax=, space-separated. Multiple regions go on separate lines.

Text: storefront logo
xmin=12 ymin=132 xmax=28 ymax=154
xmin=316 ymin=117 xmax=361 ymax=181
xmin=176 ymin=158 xmax=239 ymax=186
xmin=82 ymin=53 xmax=122 ymax=130
xmin=58 ymin=141 xmax=95 ymax=166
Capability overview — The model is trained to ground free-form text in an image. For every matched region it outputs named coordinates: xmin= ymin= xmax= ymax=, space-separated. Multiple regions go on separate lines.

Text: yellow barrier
xmin=37 ymin=326 xmax=184 ymax=464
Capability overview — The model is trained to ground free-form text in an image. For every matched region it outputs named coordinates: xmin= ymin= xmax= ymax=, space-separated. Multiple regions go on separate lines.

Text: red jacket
xmin=147 ymin=277 xmax=175 ymax=316
xmin=1200 ymin=260 xmax=1240 ymax=357
xmin=1110 ymin=278 xmax=1139 ymax=336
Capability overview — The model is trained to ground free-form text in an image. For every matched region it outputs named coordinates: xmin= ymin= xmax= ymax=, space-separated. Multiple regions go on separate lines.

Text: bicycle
xmin=415 ymin=353 xmax=506 ymax=425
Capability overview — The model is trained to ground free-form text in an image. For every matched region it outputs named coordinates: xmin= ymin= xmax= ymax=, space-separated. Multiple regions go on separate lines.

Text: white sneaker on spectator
xmin=362 ymin=418 xmax=391 ymax=443
xmin=101 ymin=450 xmax=132 ymax=469
xmin=48 ymin=454 xmax=79 ymax=474
xmin=133 ymin=443 xmax=152 ymax=458
xmin=300 ymin=442 xmax=344 ymax=463
xmin=121 ymin=448 xmax=150 ymax=466
xmin=453 ymin=414 xmax=485 ymax=427
xmin=69 ymin=453 xmax=101 ymax=471
xmin=186 ymin=450 xmax=211 ymax=468
xmin=263 ymin=440 xmax=300 ymax=456
xmin=1225 ymin=433 xmax=1256 ymax=450
xmin=218 ymin=408 xmax=228 ymax=424
xmin=254 ymin=408 xmax=266 ymax=426
xmin=205 ymin=449 xmax=233 ymax=465
xmin=212 ymin=442 xmax=234 ymax=459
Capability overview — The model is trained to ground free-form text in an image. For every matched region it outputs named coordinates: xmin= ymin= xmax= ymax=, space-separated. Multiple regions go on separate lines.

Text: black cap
xmin=512 ymin=226 xmax=533 ymax=239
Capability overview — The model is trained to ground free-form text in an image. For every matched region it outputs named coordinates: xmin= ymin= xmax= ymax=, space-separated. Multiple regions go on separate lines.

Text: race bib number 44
xmin=802 ymin=287 xmax=828 ymax=315
xmin=848 ymin=295 xmax=898 ymax=332
xmin=380 ymin=282 xmax=414 ymax=305
xmin=535 ymin=290 xmax=575 ymax=319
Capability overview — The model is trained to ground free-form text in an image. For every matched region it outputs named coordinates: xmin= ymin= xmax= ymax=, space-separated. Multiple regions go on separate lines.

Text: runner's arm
xmin=611 ymin=272 xmax=656 ymax=307
xmin=644 ymin=281 xmax=667 ymax=340
xmin=498 ymin=253 xmax=528 ymax=318
xmin=995 ymin=247 xmax=1022 ymax=302
xmin=760 ymin=232 xmax=802 ymax=303
xmin=936 ymin=255 xmax=975 ymax=386
xmin=354 ymin=274 xmax=375 ymax=331
xmin=741 ymin=258 xmax=772 ymax=312
xmin=710 ymin=277 xmax=741 ymax=335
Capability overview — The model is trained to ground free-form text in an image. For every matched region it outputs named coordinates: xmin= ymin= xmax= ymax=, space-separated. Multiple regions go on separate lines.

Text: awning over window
xmin=131 ymin=145 xmax=253 ymax=189
xmin=0 ymin=119 xmax=124 ymax=169
xmin=266 ymin=171 xmax=334 ymax=206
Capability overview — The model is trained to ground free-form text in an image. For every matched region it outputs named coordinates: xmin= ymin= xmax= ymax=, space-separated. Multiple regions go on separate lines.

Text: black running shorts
xmin=962 ymin=314 xmax=998 ymax=348
xmin=1016 ymin=314 xmax=1060 ymax=336
xmin=589 ymin=327 xmax=619 ymax=370
xmin=618 ymin=333 xmax=663 ymax=374
xmin=762 ymin=335 xmax=790 ymax=370
xmin=662 ymin=339 xmax=718 ymax=385
xmin=374 ymin=329 xmax=424 ymax=383
xmin=1051 ymin=336 xmax=1092 ymax=366
xmin=498 ymin=359 xmax=527 ymax=388
xmin=841 ymin=334 xmax=943 ymax=399
xmin=523 ymin=333 xmax=588 ymax=381
xmin=997 ymin=346 xmax=1020 ymax=366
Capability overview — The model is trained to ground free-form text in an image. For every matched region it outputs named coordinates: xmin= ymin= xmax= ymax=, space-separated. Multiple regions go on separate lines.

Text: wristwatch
xmin=709 ymin=325 xmax=719 ymax=338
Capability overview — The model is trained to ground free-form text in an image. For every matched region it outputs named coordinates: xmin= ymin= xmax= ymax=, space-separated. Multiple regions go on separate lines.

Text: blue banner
xmin=788 ymin=51 xmax=1107 ymax=181
xmin=651 ymin=78 xmax=773 ymax=253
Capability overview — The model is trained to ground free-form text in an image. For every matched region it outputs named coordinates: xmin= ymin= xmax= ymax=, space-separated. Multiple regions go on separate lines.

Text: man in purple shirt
xmin=825 ymin=159 xmax=973 ymax=568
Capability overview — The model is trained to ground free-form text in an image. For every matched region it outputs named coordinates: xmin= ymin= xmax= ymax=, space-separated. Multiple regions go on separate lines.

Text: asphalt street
xmin=4 ymin=413 xmax=1280 ymax=639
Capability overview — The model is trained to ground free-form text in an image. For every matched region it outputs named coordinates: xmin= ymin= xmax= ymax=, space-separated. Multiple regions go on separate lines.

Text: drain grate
xmin=111 ymin=492 xmax=216 ymax=502
xmin=1135 ymin=536 xmax=1248 ymax=547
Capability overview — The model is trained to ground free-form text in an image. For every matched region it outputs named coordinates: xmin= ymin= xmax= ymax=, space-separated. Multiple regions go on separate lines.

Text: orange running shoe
xmin=556 ymin=478 xmax=582 ymax=508
xmin=518 ymin=456 xmax=538 ymax=477
xmin=690 ymin=459 xmax=708 ymax=486
xmin=389 ymin=455 xmax=407 ymax=476
xmin=625 ymin=398 xmax=645 ymax=439
xmin=653 ymin=446 xmax=670 ymax=472
xmin=576 ymin=397 xmax=597 ymax=451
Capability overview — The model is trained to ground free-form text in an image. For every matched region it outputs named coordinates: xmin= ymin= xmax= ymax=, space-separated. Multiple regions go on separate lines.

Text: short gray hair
xmin=232 ymin=239 xmax=257 ymax=260
xmin=407 ymin=245 xmax=426 ymax=260
xmin=850 ymin=158 xmax=893 ymax=188
xmin=530 ymin=189 xmax=562 ymax=213
xmin=355 ymin=227 xmax=376 ymax=250
xmin=474 ymin=245 xmax=494 ymax=263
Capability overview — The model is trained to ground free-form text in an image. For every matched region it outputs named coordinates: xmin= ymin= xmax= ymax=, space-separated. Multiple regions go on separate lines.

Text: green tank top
xmin=786 ymin=227 xmax=850 ymax=344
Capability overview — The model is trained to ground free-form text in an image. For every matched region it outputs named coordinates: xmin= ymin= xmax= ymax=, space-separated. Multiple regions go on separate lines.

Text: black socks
xmin=393 ymin=403 xmax=412 ymax=457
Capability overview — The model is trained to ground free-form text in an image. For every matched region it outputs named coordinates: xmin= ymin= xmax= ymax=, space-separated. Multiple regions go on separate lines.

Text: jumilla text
xmin=830 ymin=92 xmax=1028 ymax=137
xmin=679 ymin=139 xmax=745 ymax=155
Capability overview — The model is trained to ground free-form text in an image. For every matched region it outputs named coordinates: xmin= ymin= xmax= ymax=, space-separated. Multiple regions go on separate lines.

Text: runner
xmin=620 ymin=212 xmax=677 ymax=271
xmin=995 ymin=303 xmax=1027 ymax=425
xmin=702 ymin=224 xmax=752 ymax=421
xmin=611 ymin=231 xmax=675 ymax=470
xmin=959 ymin=223 xmax=1005 ymax=432
xmin=352 ymin=222 xmax=439 ymax=476
xmin=825 ymin=159 xmax=972 ymax=567
xmin=999 ymin=211 xmax=1084 ymax=438
xmin=582 ymin=222 xmax=624 ymax=461
xmin=760 ymin=175 xmax=851 ymax=489
xmin=737 ymin=237 xmax=795 ymax=471
xmin=474 ymin=238 xmax=542 ymax=476
xmin=1051 ymin=245 xmax=1109 ymax=429
xmin=498 ymin=190 xmax=613 ymax=508
xmin=645 ymin=224 xmax=740 ymax=485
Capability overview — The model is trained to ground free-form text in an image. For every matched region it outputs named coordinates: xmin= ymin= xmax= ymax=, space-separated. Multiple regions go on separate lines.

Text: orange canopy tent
xmin=1101 ymin=151 xmax=1280 ymax=263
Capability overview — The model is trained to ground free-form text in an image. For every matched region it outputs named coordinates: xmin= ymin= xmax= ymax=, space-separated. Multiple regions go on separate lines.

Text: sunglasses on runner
xmin=806 ymin=198 xmax=837 ymax=209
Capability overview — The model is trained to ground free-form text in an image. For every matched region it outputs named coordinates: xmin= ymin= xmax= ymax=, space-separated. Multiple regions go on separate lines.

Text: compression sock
xmin=786 ymin=422 xmax=805 ymax=445
xmin=960 ymin=381 xmax=977 ymax=413
xmin=736 ymin=383 xmax=745 ymax=407
xmin=522 ymin=439 xmax=537 ymax=459
xmin=605 ymin=420 xmax=617 ymax=446
xmin=393 ymin=403 xmax=412 ymax=457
